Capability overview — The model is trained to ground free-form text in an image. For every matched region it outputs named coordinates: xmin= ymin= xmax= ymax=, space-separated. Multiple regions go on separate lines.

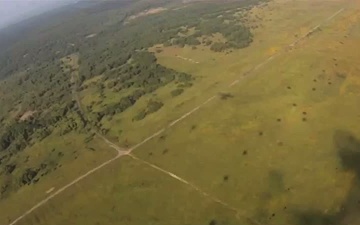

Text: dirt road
xmin=8 ymin=7 xmax=345 ymax=225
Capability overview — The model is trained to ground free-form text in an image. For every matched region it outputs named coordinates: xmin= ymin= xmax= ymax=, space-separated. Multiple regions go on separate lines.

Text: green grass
xmin=2 ymin=0 xmax=360 ymax=225
xmin=10 ymin=156 xmax=242 ymax=225
xmin=0 ymin=129 xmax=116 ymax=224
xmin=130 ymin=4 xmax=360 ymax=224
xmin=96 ymin=0 xmax=346 ymax=147
xmin=0 ymin=53 xmax=117 ymax=224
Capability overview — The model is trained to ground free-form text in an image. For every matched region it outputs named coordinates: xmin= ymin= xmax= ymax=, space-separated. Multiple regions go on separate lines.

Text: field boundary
xmin=8 ymin=6 xmax=345 ymax=225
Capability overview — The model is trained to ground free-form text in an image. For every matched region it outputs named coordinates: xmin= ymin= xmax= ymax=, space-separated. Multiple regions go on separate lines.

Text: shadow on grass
xmin=294 ymin=130 xmax=360 ymax=225
xmin=219 ymin=92 xmax=234 ymax=100
xmin=255 ymin=170 xmax=286 ymax=222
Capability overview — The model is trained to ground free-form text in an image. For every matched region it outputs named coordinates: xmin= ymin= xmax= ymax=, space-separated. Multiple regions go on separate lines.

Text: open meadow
xmin=2 ymin=0 xmax=360 ymax=225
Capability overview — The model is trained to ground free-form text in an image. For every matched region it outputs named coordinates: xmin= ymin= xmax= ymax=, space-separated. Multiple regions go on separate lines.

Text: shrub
xmin=132 ymin=100 xmax=163 ymax=121
xmin=133 ymin=110 xmax=146 ymax=121
xmin=171 ymin=88 xmax=184 ymax=97
xmin=147 ymin=100 xmax=163 ymax=114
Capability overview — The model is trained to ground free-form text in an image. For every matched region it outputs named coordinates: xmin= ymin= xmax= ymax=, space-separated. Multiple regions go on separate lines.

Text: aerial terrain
xmin=0 ymin=0 xmax=360 ymax=224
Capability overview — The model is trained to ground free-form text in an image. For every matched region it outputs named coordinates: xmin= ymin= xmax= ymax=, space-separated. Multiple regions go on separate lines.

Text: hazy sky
xmin=0 ymin=0 xmax=73 ymax=29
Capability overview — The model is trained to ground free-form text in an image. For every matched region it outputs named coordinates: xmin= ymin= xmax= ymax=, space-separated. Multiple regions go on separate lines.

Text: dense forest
xmin=0 ymin=0 xmax=264 ymax=198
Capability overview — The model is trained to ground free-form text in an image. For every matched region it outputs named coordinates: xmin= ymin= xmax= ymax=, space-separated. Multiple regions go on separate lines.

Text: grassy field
xmin=0 ymin=131 xmax=116 ymax=224
xmin=0 ymin=54 xmax=116 ymax=223
xmin=131 ymin=2 xmax=360 ymax=224
xmin=13 ymin=156 xmax=243 ymax=225
xmin=92 ymin=0 xmax=347 ymax=146
xmin=3 ymin=0 xmax=360 ymax=225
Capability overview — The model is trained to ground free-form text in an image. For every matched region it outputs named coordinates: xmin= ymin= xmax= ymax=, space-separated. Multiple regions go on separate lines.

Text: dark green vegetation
xmin=167 ymin=7 xmax=254 ymax=50
xmin=0 ymin=0 xmax=263 ymax=203
xmin=133 ymin=100 xmax=164 ymax=121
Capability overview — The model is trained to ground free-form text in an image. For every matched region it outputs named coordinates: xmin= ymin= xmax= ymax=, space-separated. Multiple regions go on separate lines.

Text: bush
xmin=171 ymin=88 xmax=184 ymax=97
xmin=210 ymin=42 xmax=227 ymax=52
xmin=184 ymin=37 xmax=201 ymax=45
xmin=133 ymin=110 xmax=146 ymax=121
xmin=106 ymin=80 xmax=117 ymax=89
xmin=219 ymin=92 xmax=234 ymax=100
xmin=132 ymin=100 xmax=163 ymax=121
xmin=4 ymin=164 xmax=16 ymax=174
xmin=20 ymin=168 xmax=38 ymax=186
xmin=147 ymin=100 xmax=163 ymax=114
xmin=205 ymin=40 xmax=213 ymax=46
xmin=178 ymin=73 xmax=192 ymax=83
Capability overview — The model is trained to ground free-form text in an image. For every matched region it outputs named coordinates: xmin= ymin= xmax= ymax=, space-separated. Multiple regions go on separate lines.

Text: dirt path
xmin=8 ymin=7 xmax=345 ymax=225
xmin=176 ymin=55 xmax=199 ymax=64
xmin=233 ymin=8 xmax=345 ymax=84
xmin=7 ymin=154 xmax=125 ymax=225
xmin=66 ymin=55 xmax=127 ymax=155
xmin=128 ymin=154 xmax=264 ymax=225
